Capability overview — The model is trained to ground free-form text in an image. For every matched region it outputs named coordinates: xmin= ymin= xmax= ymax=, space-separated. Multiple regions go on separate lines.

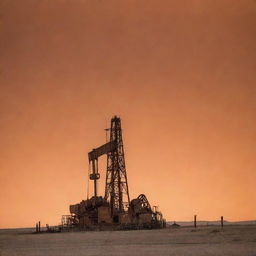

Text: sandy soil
xmin=0 ymin=225 xmax=256 ymax=256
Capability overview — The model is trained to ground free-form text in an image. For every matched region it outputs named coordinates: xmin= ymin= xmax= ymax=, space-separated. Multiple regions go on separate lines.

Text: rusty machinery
xmin=67 ymin=116 xmax=165 ymax=229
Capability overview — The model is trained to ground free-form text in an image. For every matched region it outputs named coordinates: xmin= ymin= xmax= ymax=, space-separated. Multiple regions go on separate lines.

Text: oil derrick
xmin=67 ymin=116 xmax=165 ymax=230
xmin=104 ymin=116 xmax=130 ymax=220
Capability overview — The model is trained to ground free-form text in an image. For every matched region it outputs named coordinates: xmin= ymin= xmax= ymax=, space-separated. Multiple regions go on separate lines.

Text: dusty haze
xmin=0 ymin=0 xmax=256 ymax=228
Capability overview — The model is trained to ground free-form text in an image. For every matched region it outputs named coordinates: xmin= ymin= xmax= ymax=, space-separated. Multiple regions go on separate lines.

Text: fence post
xmin=194 ymin=215 xmax=197 ymax=228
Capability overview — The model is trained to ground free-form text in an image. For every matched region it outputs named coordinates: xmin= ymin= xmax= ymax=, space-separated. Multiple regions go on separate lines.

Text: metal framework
xmin=104 ymin=116 xmax=130 ymax=216
xmin=67 ymin=116 xmax=165 ymax=230
xmin=88 ymin=140 xmax=116 ymax=197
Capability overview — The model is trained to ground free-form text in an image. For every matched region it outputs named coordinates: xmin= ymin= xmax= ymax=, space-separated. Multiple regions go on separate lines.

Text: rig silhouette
xmin=62 ymin=116 xmax=165 ymax=230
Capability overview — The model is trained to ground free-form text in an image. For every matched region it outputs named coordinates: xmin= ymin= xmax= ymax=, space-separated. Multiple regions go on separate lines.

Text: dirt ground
xmin=0 ymin=225 xmax=256 ymax=256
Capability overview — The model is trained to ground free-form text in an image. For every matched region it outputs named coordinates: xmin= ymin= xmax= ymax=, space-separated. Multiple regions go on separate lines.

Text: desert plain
xmin=0 ymin=225 xmax=256 ymax=256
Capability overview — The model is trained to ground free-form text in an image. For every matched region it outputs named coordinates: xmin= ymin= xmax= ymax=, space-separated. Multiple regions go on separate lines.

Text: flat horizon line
xmin=1 ymin=219 xmax=256 ymax=230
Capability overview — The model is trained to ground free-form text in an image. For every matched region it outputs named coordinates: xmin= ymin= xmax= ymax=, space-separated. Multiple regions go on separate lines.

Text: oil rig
xmin=62 ymin=116 xmax=165 ymax=230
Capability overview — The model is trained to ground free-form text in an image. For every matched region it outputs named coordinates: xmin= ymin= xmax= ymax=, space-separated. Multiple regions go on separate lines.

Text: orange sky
xmin=0 ymin=0 xmax=256 ymax=228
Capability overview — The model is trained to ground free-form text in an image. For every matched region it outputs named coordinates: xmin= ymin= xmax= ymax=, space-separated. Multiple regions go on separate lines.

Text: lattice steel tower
xmin=104 ymin=116 xmax=130 ymax=216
